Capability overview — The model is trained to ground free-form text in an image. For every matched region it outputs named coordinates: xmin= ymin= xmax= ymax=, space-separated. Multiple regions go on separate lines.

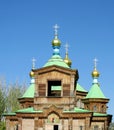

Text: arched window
xmin=101 ymin=105 xmax=104 ymax=112
xmin=86 ymin=105 xmax=89 ymax=110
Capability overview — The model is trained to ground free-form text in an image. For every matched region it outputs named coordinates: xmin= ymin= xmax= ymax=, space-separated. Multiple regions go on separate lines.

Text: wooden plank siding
xmin=39 ymin=84 xmax=46 ymax=96
xmin=63 ymin=84 xmax=70 ymax=96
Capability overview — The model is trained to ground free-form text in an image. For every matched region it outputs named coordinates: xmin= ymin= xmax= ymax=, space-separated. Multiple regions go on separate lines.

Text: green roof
xmin=3 ymin=109 xmax=108 ymax=117
xmin=85 ymin=83 xmax=106 ymax=99
xmin=63 ymin=108 xmax=108 ymax=117
xmin=74 ymin=107 xmax=90 ymax=113
xmin=16 ymin=107 xmax=42 ymax=113
xmin=3 ymin=112 xmax=16 ymax=116
xmin=63 ymin=107 xmax=90 ymax=113
xmin=93 ymin=112 xmax=108 ymax=117
xmin=51 ymin=86 xmax=61 ymax=91
xmin=22 ymin=83 xmax=35 ymax=98
xmin=76 ymin=83 xmax=87 ymax=92
xmin=43 ymin=55 xmax=70 ymax=68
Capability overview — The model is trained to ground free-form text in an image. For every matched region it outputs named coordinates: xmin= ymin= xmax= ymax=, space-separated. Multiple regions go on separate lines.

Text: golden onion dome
xmin=64 ymin=53 xmax=72 ymax=67
xmin=64 ymin=58 xmax=72 ymax=67
xmin=29 ymin=70 xmax=35 ymax=78
xmin=52 ymin=37 xmax=61 ymax=47
xmin=91 ymin=68 xmax=100 ymax=78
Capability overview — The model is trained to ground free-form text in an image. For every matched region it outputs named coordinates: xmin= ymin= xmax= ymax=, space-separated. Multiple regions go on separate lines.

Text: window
xmin=101 ymin=105 xmax=104 ymax=112
xmin=93 ymin=105 xmax=97 ymax=112
xmin=77 ymin=99 xmax=84 ymax=108
xmin=79 ymin=126 xmax=83 ymax=130
xmin=81 ymin=102 xmax=84 ymax=108
xmin=86 ymin=105 xmax=89 ymax=110
xmin=15 ymin=124 xmax=18 ymax=130
xmin=77 ymin=99 xmax=81 ymax=108
xmin=94 ymin=125 xmax=99 ymax=130
xmin=48 ymin=80 xmax=61 ymax=97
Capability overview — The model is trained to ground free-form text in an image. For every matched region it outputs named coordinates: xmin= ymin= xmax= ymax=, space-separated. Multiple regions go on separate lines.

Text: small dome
xmin=64 ymin=54 xmax=72 ymax=67
xmin=91 ymin=69 xmax=100 ymax=78
xmin=52 ymin=37 xmax=61 ymax=47
xmin=29 ymin=70 xmax=35 ymax=78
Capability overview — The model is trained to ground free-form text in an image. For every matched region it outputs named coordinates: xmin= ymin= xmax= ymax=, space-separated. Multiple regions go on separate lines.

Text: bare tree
xmin=109 ymin=122 xmax=114 ymax=130
xmin=0 ymin=77 xmax=7 ymax=121
xmin=0 ymin=77 xmax=27 ymax=130
xmin=6 ymin=81 xmax=27 ymax=112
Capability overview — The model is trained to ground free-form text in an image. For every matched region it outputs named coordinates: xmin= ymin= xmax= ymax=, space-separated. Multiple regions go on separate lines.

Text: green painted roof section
xmin=22 ymin=83 xmax=35 ymax=98
xmin=3 ymin=112 xmax=16 ymax=116
xmin=63 ymin=107 xmax=90 ymax=113
xmin=16 ymin=107 xmax=43 ymax=113
xmin=43 ymin=55 xmax=70 ymax=68
xmin=63 ymin=108 xmax=108 ymax=117
xmin=76 ymin=83 xmax=87 ymax=92
xmin=93 ymin=112 xmax=108 ymax=117
xmin=85 ymin=83 xmax=106 ymax=99
xmin=51 ymin=86 xmax=61 ymax=91
xmin=74 ymin=107 xmax=90 ymax=112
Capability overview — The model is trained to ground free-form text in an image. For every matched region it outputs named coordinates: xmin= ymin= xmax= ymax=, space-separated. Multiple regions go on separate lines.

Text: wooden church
xmin=4 ymin=25 xmax=112 ymax=130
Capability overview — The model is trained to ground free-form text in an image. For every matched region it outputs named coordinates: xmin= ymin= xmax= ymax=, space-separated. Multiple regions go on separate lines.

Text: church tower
xmin=82 ymin=58 xmax=109 ymax=113
xmin=32 ymin=24 xmax=79 ymax=111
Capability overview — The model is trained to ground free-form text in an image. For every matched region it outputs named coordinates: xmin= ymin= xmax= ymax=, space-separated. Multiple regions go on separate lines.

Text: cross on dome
xmin=32 ymin=57 xmax=36 ymax=69
xmin=92 ymin=58 xmax=100 ymax=83
xmin=65 ymin=43 xmax=69 ymax=53
xmin=94 ymin=58 xmax=98 ymax=69
xmin=53 ymin=24 xmax=59 ymax=36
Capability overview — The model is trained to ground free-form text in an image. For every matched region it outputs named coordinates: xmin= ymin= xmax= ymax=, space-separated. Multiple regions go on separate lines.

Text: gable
xmin=34 ymin=65 xmax=77 ymax=85
xmin=35 ymin=65 xmax=77 ymax=75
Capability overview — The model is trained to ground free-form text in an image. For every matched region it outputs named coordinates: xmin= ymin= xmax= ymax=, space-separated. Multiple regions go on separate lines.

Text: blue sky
xmin=0 ymin=0 xmax=114 ymax=121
